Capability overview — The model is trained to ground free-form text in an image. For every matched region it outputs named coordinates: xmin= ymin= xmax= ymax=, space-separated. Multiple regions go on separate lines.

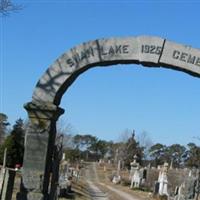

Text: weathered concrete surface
xmin=160 ymin=40 xmax=200 ymax=75
xmin=20 ymin=102 xmax=64 ymax=199
xmin=32 ymin=36 xmax=200 ymax=105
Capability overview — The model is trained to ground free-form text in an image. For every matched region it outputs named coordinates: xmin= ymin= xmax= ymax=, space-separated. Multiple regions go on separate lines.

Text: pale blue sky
xmin=1 ymin=0 xmax=200 ymax=145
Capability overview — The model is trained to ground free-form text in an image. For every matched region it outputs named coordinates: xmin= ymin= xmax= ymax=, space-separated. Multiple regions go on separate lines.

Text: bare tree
xmin=0 ymin=0 xmax=23 ymax=16
xmin=136 ymin=131 xmax=153 ymax=160
xmin=117 ymin=128 xmax=132 ymax=143
xmin=56 ymin=119 xmax=76 ymax=149
xmin=116 ymin=129 xmax=144 ymax=166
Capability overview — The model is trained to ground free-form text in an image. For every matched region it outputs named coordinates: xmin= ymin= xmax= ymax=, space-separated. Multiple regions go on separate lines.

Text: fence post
xmin=1 ymin=169 xmax=16 ymax=200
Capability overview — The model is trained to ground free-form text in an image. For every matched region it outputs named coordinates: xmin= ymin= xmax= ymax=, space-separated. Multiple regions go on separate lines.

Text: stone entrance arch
xmin=21 ymin=36 xmax=200 ymax=199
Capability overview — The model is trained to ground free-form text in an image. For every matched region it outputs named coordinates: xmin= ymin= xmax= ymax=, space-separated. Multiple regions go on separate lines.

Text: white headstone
xmin=130 ymin=166 xmax=141 ymax=188
xmin=158 ymin=163 xmax=169 ymax=196
xmin=117 ymin=160 xmax=121 ymax=176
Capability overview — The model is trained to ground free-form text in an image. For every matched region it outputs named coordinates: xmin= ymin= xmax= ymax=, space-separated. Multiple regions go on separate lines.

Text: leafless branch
xmin=0 ymin=0 xmax=23 ymax=16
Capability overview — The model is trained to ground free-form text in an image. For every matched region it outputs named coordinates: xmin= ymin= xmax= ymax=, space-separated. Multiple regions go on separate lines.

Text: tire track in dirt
xmin=99 ymin=183 xmax=142 ymax=200
xmin=88 ymin=162 xmax=145 ymax=200
xmin=85 ymin=162 xmax=109 ymax=200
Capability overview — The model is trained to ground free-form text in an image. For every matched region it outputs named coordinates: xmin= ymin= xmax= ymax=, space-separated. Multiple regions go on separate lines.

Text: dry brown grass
xmin=96 ymin=163 xmax=154 ymax=200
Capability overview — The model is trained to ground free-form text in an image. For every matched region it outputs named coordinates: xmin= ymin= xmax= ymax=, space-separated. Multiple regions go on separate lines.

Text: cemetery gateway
xmin=20 ymin=36 xmax=200 ymax=199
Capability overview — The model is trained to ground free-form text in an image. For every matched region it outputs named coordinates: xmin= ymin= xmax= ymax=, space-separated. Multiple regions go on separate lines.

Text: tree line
xmin=62 ymin=131 xmax=143 ymax=168
xmin=63 ymin=131 xmax=200 ymax=169
xmin=0 ymin=112 xmax=200 ymax=169
xmin=149 ymin=142 xmax=200 ymax=168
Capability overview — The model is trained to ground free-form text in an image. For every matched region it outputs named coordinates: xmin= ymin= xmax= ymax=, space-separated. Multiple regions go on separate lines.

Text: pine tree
xmin=0 ymin=118 xmax=25 ymax=167
xmin=124 ymin=131 xmax=144 ymax=167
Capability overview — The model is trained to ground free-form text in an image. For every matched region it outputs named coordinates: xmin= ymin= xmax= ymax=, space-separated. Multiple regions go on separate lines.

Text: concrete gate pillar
xmin=19 ymin=102 xmax=64 ymax=200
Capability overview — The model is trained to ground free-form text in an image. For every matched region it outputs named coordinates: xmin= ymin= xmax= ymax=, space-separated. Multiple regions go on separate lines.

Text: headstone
xmin=158 ymin=162 xmax=169 ymax=196
xmin=140 ymin=168 xmax=147 ymax=185
xmin=121 ymin=160 xmax=125 ymax=169
xmin=185 ymin=177 xmax=196 ymax=199
xmin=143 ymin=168 xmax=147 ymax=179
xmin=154 ymin=181 xmax=160 ymax=195
xmin=147 ymin=163 xmax=151 ymax=169
xmin=174 ymin=184 xmax=185 ymax=200
xmin=112 ymin=175 xmax=121 ymax=184
xmin=189 ymin=170 xmax=192 ymax=177
xmin=3 ymin=148 xmax=7 ymax=169
xmin=130 ymin=155 xmax=141 ymax=188
xmin=131 ymin=168 xmax=141 ymax=188
xmin=114 ymin=149 xmax=119 ymax=164
xmin=174 ymin=169 xmax=197 ymax=200
xmin=170 ymin=159 xmax=173 ymax=169
xmin=117 ymin=160 xmax=121 ymax=176
xmin=112 ymin=159 xmax=121 ymax=184
xmin=174 ymin=186 xmax=179 ymax=195
xmin=157 ymin=165 xmax=161 ymax=170
xmin=129 ymin=155 xmax=138 ymax=178
xmin=62 ymin=153 xmax=66 ymax=161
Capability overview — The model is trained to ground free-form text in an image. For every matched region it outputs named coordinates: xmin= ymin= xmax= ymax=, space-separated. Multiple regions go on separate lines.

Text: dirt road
xmin=85 ymin=162 xmax=109 ymax=200
xmin=83 ymin=162 xmax=148 ymax=200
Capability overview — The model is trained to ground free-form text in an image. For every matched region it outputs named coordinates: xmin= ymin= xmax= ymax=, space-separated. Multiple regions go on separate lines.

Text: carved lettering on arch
xmin=32 ymin=36 xmax=200 ymax=104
